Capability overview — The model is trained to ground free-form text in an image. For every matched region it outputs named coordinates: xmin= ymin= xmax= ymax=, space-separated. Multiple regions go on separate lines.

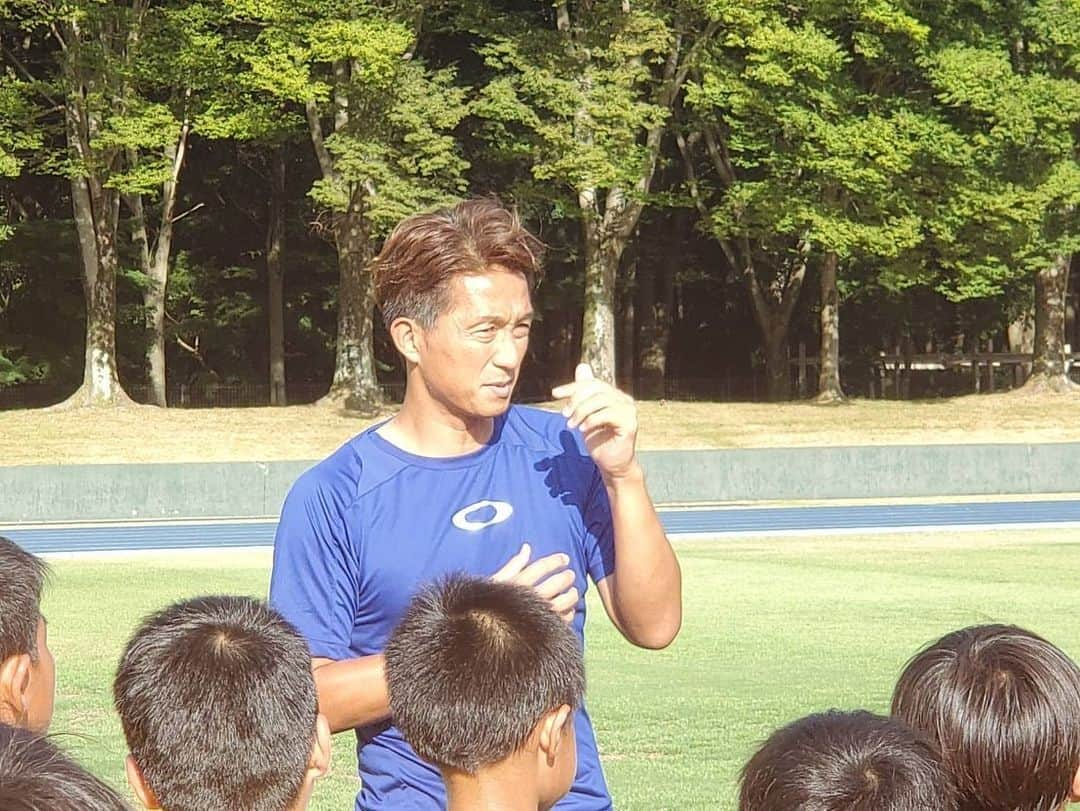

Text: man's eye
xmin=513 ymin=324 xmax=532 ymax=338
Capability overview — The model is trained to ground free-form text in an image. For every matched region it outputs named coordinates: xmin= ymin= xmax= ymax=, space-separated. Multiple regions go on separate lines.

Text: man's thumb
xmin=575 ymin=363 xmax=594 ymax=383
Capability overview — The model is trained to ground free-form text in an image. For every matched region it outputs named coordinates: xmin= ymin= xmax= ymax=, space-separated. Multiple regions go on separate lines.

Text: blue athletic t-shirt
xmin=269 ymin=405 xmax=616 ymax=810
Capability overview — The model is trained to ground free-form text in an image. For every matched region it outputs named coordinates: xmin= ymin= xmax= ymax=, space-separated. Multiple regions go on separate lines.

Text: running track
xmin=4 ymin=499 xmax=1080 ymax=554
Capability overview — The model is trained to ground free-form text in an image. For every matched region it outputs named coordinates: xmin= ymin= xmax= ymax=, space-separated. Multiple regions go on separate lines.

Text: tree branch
xmin=305 ymin=99 xmax=337 ymax=181
xmin=675 ymin=130 xmax=709 ymax=218
xmin=1 ymin=45 xmax=61 ymax=107
xmin=702 ymin=125 xmax=736 ymax=187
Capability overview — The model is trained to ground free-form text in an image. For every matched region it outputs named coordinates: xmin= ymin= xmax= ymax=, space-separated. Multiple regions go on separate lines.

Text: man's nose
xmin=492 ymin=328 xmax=520 ymax=369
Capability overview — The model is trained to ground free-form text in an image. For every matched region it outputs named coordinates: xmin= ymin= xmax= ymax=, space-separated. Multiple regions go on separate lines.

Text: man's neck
xmin=379 ymin=387 xmax=497 ymax=458
xmin=444 ymin=762 xmax=541 ymax=811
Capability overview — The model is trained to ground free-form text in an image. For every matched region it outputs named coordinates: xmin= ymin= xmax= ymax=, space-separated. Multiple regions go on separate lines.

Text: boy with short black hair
xmin=113 ymin=595 xmax=331 ymax=811
xmin=892 ymin=623 xmax=1080 ymax=811
xmin=0 ymin=722 xmax=129 ymax=810
xmin=0 ymin=536 xmax=54 ymax=733
xmin=385 ymin=575 xmax=585 ymax=811
xmin=739 ymin=709 xmax=957 ymax=811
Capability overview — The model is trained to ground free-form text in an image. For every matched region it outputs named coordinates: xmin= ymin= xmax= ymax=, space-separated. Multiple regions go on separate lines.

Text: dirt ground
xmin=2 ymin=389 xmax=1080 ymax=466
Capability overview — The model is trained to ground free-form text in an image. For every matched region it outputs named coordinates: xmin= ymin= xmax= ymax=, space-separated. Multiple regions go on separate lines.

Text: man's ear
xmin=307 ymin=713 xmax=332 ymax=779
xmin=126 ymin=754 xmax=161 ymax=810
xmin=389 ymin=317 xmax=423 ymax=364
xmin=0 ymin=653 xmax=32 ymax=727
xmin=538 ymin=705 xmax=573 ymax=767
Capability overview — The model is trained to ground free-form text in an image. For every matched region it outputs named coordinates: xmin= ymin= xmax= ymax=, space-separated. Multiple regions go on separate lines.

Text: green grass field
xmin=42 ymin=529 xmax=1080 ymax=810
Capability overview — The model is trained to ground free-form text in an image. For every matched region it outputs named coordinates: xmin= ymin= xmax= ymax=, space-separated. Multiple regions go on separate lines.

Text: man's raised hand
xmin=552 ymin=362 xmax=640 ymax=480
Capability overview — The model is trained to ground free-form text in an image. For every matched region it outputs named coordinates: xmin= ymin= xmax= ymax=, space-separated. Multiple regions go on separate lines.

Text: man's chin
xmin=476 ymin=393 xmax=513 ymax=417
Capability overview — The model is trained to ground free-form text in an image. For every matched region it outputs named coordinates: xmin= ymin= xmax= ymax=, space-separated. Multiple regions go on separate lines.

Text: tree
xmin=923 ymin=0 xmax=1080 ymax=392
xmin=235 ymin=0 xmax=470 ymax=410
xmin=682 ymin=2 xmax=949 ymax=401
xmin=474 ymin=0 xmax=719 ymax=383
xmin=3 ymin=1 xmax=218 ymax=406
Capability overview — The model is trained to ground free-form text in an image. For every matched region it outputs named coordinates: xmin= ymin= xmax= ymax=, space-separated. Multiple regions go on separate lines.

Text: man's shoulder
xmin=286 ymin=429 xmax=396 ymax=512
xmin=503 ymin=405 xmax=590 ymax=458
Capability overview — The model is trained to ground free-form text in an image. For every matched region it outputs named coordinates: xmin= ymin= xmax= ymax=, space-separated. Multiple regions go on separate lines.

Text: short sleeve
xmin=583 ymin=466 xmax=616 ymax=585
xmin=269 ymin=471 xmax=360 ymax=661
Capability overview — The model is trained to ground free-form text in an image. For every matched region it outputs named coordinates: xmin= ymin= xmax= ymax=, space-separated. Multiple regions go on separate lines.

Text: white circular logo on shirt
xmin=452 ymin=500 xmax=514 ymax=532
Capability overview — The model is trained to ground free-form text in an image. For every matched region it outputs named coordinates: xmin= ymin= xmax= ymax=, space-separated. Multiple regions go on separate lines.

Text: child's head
xmin=113 ymin=596 xmax=330 ymax=811
xmin=739 ymin=709 xmax=957 ymax=811
xmin=385 ymin=574 xmax=584 ymax=810
xmin=0 ymin=722 xmax=129 ymax=810
xmin=892 ymin=624 xmax=1080 ymax=811
xmin=0 ymin=537 xmax=54 ymax=733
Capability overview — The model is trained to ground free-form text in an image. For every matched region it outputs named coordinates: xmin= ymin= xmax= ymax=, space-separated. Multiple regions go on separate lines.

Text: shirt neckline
xmin=363 ymin=412 xmax=508 ymax=470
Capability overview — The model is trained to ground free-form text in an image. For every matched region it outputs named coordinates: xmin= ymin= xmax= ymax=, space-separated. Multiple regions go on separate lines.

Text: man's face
xmin=415 ymin=269 xmax=533 ymax=420
xmin=25 ymin=616 xmax=55 ymax=732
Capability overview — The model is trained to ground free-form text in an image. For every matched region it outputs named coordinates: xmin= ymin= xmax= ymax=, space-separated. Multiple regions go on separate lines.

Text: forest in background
xmin=0 ymin=0 xmax=1077 ymax=409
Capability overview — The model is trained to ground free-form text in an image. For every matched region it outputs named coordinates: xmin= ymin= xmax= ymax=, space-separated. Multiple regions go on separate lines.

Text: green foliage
xmin=475 ymin=1 xmax=676 ymax=195
xmin=687 ymin=1 xmax=944 ymax=281
xmin=921 ymin=1 xmax=1080 ymax=300
xmin=1 ymin=0 xmax=1077 ymax=395
xmin=230 ymin=0 xmax=470 ymax=236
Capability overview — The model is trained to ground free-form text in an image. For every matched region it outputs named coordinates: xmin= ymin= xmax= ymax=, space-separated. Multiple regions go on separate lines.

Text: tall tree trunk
xmin=617 ymin=249 xmax=636 ymax=389
xmin=126 ymin=191 xmax=158 ymax=404
xmin=59 ymin=83 xmax=129 ymax=408
xmin=1023 ymin=254 xmax=1077 ymax=392
xmin=728 ymin=238 xmax=807 ymax=402
xmin=636 ymin=214 xmax=679 ymax=400
xmin=579 ymin=199 xmax=619 ymax=382
xmin=306 ymin=63 xmax=382 ymax=412
xmin=763 ymin=324 xmax=791 ymax=402
xmin=267 ymin=144 xmax=287 ymax=406
xmin=816 ymin=251 xmax=844 ymax=403
xmin=557 ymin=6 xmax=716 ymax=385
xmin=321 ymin=201 xmax=381 ymax=411
xmin=68 ymin=177 xmax=126 ymax=406
xmin=125 ymin=126 xmax=185 ymax=408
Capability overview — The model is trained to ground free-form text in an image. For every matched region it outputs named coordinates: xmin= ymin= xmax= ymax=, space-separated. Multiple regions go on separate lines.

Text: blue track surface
xmin=4 ymin=499 xmax=1080 ymax=554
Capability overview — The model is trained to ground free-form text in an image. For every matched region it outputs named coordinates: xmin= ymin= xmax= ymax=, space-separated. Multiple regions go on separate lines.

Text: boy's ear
xmin=308 ymin=713 xmax=332 ymax=779
xmin=538 ymin=705 xmax=573 ymax=767
xmin=389 ymin=317 xmax=423 ymax=364
xmin=126 ymin=754 xmax=161 ymax=810
xmin=0 ymin=653 xmax=32 ymax=727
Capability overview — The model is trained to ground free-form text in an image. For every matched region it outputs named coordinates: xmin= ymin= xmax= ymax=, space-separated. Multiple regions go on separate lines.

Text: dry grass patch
xmin=2 ymin=389 xmax=1080 ymax=465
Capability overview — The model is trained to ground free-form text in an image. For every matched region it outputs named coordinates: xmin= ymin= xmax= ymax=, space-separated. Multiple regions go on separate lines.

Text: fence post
xmin=987 ymin=338 xmax=995 ymax=393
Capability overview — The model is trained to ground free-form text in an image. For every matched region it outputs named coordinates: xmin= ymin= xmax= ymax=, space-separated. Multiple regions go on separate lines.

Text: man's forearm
xmin=604 ymin=462 xmax=682 ymax=649
xmin=312 ymin=654 xmax=390 ymax=733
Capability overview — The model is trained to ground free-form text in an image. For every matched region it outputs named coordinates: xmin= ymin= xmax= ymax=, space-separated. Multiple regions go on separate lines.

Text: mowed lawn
xmin=42 ymin=530 xmax=1080 ymax=810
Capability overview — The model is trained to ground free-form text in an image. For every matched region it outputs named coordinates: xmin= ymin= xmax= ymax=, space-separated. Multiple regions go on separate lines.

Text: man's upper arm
xmin=269 ymin=473 xmax=360 ymax=661
xmin=582 ymin=466 xmax=616 ymax=585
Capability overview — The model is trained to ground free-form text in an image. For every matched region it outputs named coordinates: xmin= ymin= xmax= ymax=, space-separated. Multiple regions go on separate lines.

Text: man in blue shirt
xmin=270 ymin=198 xmax=682 ymax=810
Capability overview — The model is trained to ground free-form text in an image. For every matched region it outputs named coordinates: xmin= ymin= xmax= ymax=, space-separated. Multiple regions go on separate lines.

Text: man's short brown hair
xmin=373 ymin=197 xmax=544 ymax=329
xmin=892 ymin=624 xmax=1080 ymax=811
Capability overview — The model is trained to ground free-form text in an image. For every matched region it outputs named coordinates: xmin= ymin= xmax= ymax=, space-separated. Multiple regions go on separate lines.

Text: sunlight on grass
xmin=40 ymin=529 xmax=1080 ymax=809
